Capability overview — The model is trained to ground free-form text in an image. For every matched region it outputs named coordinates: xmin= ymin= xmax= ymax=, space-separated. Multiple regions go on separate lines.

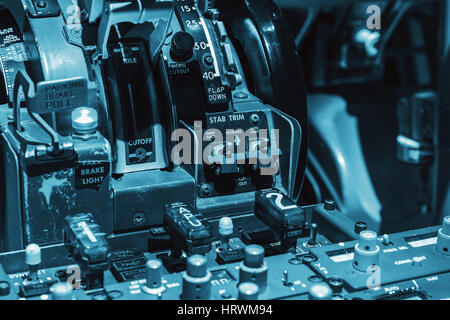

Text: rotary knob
xmin=142 ymin=259 xmax=166 ymax=295
xmin=353 ymin=230 xmax=380 ymax=272
xmin=436 ymin=216 xmax=450 ymax=255
xmin=239 ymin=245 xmax=268 ymax=292
xmin=0 ymin=281 xmax=10 ymax=296
xmin=244 ymin=245 xmax=265 ymax=268
xmin=181 ymin=255 xmax=212 ymax=300
xmin=170 ymin=31 xmax=195 ymax=62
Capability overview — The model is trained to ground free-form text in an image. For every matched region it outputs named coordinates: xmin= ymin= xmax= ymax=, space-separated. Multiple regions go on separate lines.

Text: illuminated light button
xmin=71 ymin=107 xmax=98 ymax=134
xmin=436 ymin=216 xmax=450 ymax=256
xmin=309 ymin=283 xmax=332 ymax=300
xmin=353 ymin=230 xmax=380 ymax=272
xmin=50 ymin=282 xmax=73 ymax=300
xmin=354 ymin=29 xmax=380 ymax=57
xmin=238 ymin=282 xmax=259 ymax=300
xmin=25 ymin=243 xmax=41 ymax=266
xmin=170 ymin=31 xmax=195 ymax=62
xmin=239 ymin=245 xmax=268 ymax=292
xmin=181 ymin=255 xmax=212 ymax=300
xmin=142 ymin=259 xmax=166 ymax=295
xmin=219 ymin=217 xmax=233 ymax=236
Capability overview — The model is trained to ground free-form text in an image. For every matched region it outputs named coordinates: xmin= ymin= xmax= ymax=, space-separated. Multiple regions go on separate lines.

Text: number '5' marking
xmin=266 ymin=193 xmax=297 ymax=211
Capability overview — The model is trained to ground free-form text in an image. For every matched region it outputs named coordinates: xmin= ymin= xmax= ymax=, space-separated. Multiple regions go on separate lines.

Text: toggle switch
xmin=308 ymin=223 xmax=318 ymax=246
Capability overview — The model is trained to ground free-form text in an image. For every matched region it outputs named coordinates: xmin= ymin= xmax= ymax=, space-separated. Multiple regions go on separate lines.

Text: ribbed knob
xmin=219 ymin=217 xmax=234 ymax=236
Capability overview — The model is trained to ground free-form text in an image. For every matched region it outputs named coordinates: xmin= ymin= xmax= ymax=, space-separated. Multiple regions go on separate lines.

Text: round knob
xmin=436 ymin=216 xmax=450 ymax=256
xmin=359 ymin=230 xmax=378 ymax=250
xmin=219 ymin=217 xmax=234 ymax=236
xmin=0 ymin=281 xmax=10 ymax=296
xmin=328 ymin=277 xmax=344 ymax=293
xmin=145 ymin=260 xmax=163 ymax=289
xmin=25 ymin=243 xmax=41 ymax=266
xmin=238 ymin=282 xmax=259 ymax=300
xmin=244 ymin=245 xmax=265 ymax=268
xmin=170 ymin=32 xmax=195 ymax=62
xmin=354 ymin=221 xmax=368 ymax=234
xmin=187 ymin=255 xmax=208 ymax=278
xmin=353 ymin=230 xmax=380 ymax=272
xmin=50 ymin=282 xmax=73 ymax=300
xmin=182 ymin=255 xmax=211 ymax=300
xmin=324 ymin=198 xmax=336 ymax=210
xmin=442 ymin=216 xmax=450 ymax=235
xmin=309 ymin=283 xmax=332 ymax=300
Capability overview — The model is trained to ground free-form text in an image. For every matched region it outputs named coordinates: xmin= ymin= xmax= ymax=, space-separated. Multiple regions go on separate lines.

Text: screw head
xmin=233 ymin=91 xmax=248 ymax=99
xmin=135 ymin=148 xmax=147 ymax=161
xmin=36 ymin=0 xmax=47 ymax=9
xmin=71 ymin=27 xmax=82 ymax=38
xmin=203 ymin=55 xmax=214 ymax=66
xmin=250 ymin=114 xmax=260 ymax=125
xmin=133 ymin=212 xmax=146 ymax=225
xmin=200 ymin=183 xmax=212 ymax=196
